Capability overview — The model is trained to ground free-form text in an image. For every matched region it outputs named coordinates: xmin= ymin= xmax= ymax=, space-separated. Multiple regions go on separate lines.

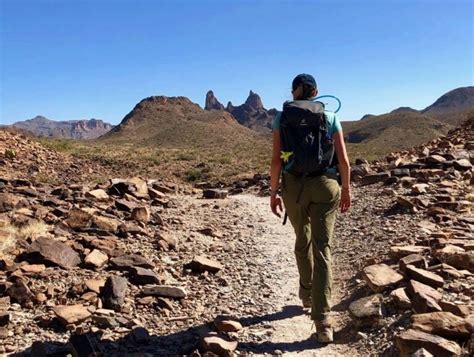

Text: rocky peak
xmin=204 ymin=90 xmax=225 ymax=111
xmin=244 ymin=90 xmax=264 ymax=110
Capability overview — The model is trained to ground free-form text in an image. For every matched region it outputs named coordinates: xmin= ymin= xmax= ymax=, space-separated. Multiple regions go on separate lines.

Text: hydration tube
xmin=313 ymin=95 xmax=342 ymax=113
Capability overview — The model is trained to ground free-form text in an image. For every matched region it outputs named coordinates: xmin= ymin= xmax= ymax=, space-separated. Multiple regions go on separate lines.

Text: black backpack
xmin=280 ymin=100 xmax=336 ymax=175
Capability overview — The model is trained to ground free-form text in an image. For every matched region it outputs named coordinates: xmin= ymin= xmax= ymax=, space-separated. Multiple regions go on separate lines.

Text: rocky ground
xmin=0 ymin=117 xmax=472 ymax=356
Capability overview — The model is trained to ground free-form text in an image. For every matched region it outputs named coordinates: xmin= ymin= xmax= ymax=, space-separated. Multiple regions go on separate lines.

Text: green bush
xmin=5 ymin=148 xmax=17 ymax=159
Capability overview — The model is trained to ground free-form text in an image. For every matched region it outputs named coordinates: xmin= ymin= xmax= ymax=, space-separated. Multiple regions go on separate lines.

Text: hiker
xmin=270 ymin=74 xmax=351 ymax=343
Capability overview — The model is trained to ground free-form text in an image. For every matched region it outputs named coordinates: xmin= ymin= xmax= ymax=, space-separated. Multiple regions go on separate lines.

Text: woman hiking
xmin=270 ymin=73 xmax=351 ymax=343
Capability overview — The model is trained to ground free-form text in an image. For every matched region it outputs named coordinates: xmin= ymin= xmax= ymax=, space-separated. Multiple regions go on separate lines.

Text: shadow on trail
xmin=13 ymin=305 xmax=327 ymax=356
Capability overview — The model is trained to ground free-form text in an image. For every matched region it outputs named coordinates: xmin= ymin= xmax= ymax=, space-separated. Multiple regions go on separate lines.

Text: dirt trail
xmin=228 ymin=194 xmax=359 ymax=356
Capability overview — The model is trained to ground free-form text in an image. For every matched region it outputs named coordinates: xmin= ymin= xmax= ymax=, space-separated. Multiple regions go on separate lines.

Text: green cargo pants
xmin=281 ymin=171 xmax=341 ymax=321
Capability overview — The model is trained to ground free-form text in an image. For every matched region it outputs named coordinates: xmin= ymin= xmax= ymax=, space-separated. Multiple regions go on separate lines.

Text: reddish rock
xmin=200 ymin=334 xmax=238 ymax=356
xmin=348 ymin=294 xmax=384 ymax=327
xmin=399 ymin=254 xmax=426 ymax=273
xmin=27 ymin=237 xmax=81 ymax=269
xmin=390 ymin=288 xmax=412 ymax=310
xmin=395 ymin=329 xmax=461 ymax=356
xmin=84 ymin=249 xmax=108 ymax=269
xmin=411 ymin=312 xmax=472 ymax=339
xmin=362 ymin=264 xmax=403 ymax=293
xmin=184 ymin=256 xmax=223 ymax=274
xmin=390 ymin=245 xmax=430 ymax=259
xmin=131 ymin=206 xmax=150 ymax=223
xmin=406 ymin=280 xmax=443 ymax=313
xmin=405 ymin=265 xmax=444 ymax=288
xmin=53 ymin=304 xmax=91 ymax=325
xmin=101 ymin=276 xmax=128 ymax=311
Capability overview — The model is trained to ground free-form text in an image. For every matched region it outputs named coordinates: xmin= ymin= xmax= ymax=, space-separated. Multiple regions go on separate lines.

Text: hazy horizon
xmin=1 ymin=0 xmax=472 ymax=125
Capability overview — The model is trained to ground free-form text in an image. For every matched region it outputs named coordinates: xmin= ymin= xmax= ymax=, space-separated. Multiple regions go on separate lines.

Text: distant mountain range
xmin=7 ymin=116 xmax=114 ymax=139
xmin=342 ymin=86 xmax=474 ymax=150
xmin=4 ymin=86 xmax=473 ymax=146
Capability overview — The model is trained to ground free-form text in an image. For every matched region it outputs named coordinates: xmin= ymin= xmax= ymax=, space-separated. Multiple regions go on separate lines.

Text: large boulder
xmin=27 ymin=237 xmax=81 ymax=269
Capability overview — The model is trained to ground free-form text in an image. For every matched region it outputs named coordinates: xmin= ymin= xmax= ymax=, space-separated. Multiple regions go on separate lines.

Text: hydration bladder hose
xmin=313 ymin=95 xmax=342 ymax=113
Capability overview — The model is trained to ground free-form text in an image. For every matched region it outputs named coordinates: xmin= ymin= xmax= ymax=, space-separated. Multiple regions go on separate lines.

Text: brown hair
xmin=292 ymin=84 xmax=317 ymax=100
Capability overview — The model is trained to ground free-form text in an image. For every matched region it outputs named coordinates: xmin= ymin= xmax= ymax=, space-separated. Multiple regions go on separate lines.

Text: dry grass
xmin=0 ymin=221 xmax=50 ymax=258
xmin=0 ymin=226 xmax=16 ymax=258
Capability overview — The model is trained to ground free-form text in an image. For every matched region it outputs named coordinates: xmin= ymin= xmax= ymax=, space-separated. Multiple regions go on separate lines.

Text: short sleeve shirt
xmin=272 ymin=111 xmax=342 ymax=137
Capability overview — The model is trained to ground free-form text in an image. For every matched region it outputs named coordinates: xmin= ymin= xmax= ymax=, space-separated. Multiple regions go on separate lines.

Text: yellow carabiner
xmin=280 ymin=151 xmax=293 ymax=163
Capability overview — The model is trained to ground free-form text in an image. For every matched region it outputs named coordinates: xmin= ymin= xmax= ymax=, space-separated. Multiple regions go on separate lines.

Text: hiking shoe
xmin=301 ymin=296 xmax=312 ymax=309
xmin=314 ymin=320 xmax=334 ymax=343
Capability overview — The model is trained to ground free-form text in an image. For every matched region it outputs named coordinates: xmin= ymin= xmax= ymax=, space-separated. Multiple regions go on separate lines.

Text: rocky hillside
xmin=205 ymin=90 xmax=277 ymax=133
xmin=97 ymin=95 xmax=271 ymax=182
xmin=345 ymin=116 xmax=473 ymax=356
xmin=0 ymin=129 xmax=114 ymax=184
xmin=342 ymin=87 xmax=474 ymax=161
xmin=10 ymin=116 xmax=113 ymax=139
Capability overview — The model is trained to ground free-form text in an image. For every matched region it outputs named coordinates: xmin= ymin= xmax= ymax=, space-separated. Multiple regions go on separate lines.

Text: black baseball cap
xmin=292 ymin=73 xmax=317 ymax=90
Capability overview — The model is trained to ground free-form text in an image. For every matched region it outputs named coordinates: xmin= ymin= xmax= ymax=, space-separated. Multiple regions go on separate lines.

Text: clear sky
xmin=0 ymin=0 xmax=472 ymax=124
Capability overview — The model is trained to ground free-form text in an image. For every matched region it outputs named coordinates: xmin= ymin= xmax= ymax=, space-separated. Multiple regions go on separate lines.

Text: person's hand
xmin=340 ymin=187 xmax=351 ymax=213
xmin=270 ymin=194 xmax=283 ymax=218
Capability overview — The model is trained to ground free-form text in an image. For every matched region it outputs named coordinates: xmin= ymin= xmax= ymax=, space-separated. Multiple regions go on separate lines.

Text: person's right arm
xmin=333 ymin=130 xmax=351 ymax=213
xmin=270 ymin=129 xmax=283 ymax=217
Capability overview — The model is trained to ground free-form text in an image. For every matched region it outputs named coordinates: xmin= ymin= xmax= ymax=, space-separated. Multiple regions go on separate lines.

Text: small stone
xmin=93 ymin=215 xmax=120 ymax=233
xmin=84 ymin=249 xmax=109 ymax=269
xmin=390 ymin=288 xmax=411 ymax=310
xmin=101 ymin=275 xmax=128 ymax=311
xmin=360 ymin=172 xmax=390 ymax=185
xmin=6 ymin=278 xmax=34 ymax=306
xmin=214 ymin=316 xmax=243 ymax=333
xmin=349 ymin=294 xmax=384 ymax=327
xmin=453 ymin=158 xmax=472 ymax=171
xmin=399 ymin=254 xmax=426 ymax=273
xmin=142 ymin=285 xmax=186 ymax=299
xmin=426 ymin=155 xmax=446 ymax=164
xmin=405 ymin=265 xmax=444 ymax=288
xmin=20 ymin=264 xmax=46 ymax=273
xmin=130 ymin=266 xmax=162 ymax=285
xmin=92 ymin=315 xmax=118 ymax=328
xmin=110 ymin=254 xmax=154 ymax=271
xmin=184 ymin=256 xmax=223 ymax=274
xmin=412 ymin=184 xmax=429 ymax=194
xmin=66 ymin=207 xmax=93 ymax=230
xmin=53 ymin=304 xmax=91 ymax=325
xmin=36 ymin=293 xmax=47 ymax=302
xmin=390 ymin=245 xmax=429 ymax=259
xmin=200 ymin=335 xmax=237 ymax=356
xmin=362 ymin=264 xmax=403 ymax=293
xmin=86 ymin=189 xmax=109 ymax=201
xmin=439 ymin=301 xmax=470 ymax=317
xmin=85 ymin=279 xmax=106 ymax=294
xmin=131 ymin=206 xmax=151 ymax=223
xmin=406 ymin=280 xmax=442 ymax=314
xmin=435 ymin=245 xmax=473 ymax=270
xmin=203 ymin=189 xmax=228 ymax=199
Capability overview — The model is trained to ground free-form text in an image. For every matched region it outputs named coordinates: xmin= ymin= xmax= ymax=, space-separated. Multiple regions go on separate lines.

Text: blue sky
xmin=1 ymin=0 xmax=472 ymax=124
